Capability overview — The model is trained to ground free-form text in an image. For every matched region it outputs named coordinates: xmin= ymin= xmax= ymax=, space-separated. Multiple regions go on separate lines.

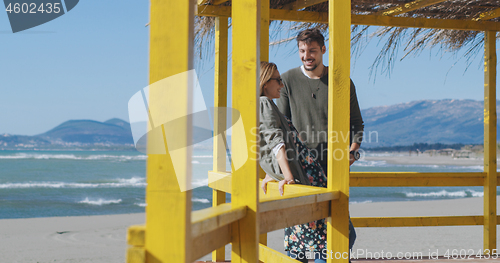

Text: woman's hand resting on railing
xmin=278 ymin=178 xmax=295 ymax=196
xmin=261 ymin=174 xmax=274 ymax=194
xmin=261 ymin=173 xmax=295 ymax=196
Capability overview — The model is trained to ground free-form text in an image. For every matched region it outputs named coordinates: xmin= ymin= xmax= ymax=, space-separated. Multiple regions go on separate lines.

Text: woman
xmin=259 ymin=61 xmax=328 ymax=263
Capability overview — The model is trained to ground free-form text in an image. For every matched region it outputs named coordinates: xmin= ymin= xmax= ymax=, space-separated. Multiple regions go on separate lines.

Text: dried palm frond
xmin=195 ymin=0 xmax=500 ymax=74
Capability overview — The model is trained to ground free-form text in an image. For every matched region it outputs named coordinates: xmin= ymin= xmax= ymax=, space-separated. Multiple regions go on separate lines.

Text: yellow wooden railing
xmin=126 ymin=1 xmax=497 ymax=262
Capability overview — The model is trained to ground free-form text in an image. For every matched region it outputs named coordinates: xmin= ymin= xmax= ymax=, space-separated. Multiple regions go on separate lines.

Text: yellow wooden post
xmin=259 ymin=0 xmax=269 ymax=253
xmin=260 ymin=0 xmax=270 ymax=62
xmin=327 ymin=0 xmax=351 ymax=262
xmin=232 ymin=0 xmax=261 ymax=262
xmin=483 ymin=30 xmax=497 ymax=254
xmin=144 ymin=1 xmax=194 ymax=263
xmin=212 ymin=16 xmax=229 ymax=263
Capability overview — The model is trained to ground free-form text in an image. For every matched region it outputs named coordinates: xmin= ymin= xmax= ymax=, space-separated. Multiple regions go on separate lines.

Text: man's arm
xmin=349 ymin=79 xmax=364 ymax=165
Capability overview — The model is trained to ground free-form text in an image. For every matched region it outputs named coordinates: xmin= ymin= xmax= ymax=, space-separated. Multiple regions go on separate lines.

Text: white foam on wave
xmin=193 ymin=155 xmax=213 ymax=158
xmin=0 ymin=177 xmax=147 ymax=189
xmin=397 ymin=164 xmax=441 ymax=168
xmin=135 ymin=203 xmax=147 ymax=207
xmin=0 ymin=153 xmax=147 ymax=161
xmin=405 ymin=189 xmax=484 ymax=198
xmin=352 ymin=160 xmax=387 ymax=167
xmin=192 ymin=178 xmax=209 ymax=188
xmin=192 ymin=198 xmax=210 ymax=204
xmin=78 ymin=197 xmax=122 ymax=205
xmin=350 ymin=200 xmax=373 ymax=204
xmin=364 ymin=152 xmax=406 ymax=157
xmin=446 ymin=165 xmax=484 ymax=171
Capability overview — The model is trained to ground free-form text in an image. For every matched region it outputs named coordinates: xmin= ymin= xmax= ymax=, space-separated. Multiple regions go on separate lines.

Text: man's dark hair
xmin=296 ymin=28 xmax=325 ymax=48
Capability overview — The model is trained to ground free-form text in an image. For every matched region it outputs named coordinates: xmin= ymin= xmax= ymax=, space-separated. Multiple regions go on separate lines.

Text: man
xmin=277 ymin=28 xmax=364 ymax=259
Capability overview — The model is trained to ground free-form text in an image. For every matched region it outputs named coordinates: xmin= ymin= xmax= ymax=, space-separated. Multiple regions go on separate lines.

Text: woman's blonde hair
xmin=260 ymin=61 xmax=278 ymax=96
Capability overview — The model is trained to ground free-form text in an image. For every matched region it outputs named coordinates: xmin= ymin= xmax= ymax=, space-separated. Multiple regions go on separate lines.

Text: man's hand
xmin=349 ymin=143 xmax=360 ymax=166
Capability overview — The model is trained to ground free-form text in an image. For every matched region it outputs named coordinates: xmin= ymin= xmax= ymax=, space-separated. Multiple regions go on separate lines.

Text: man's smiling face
xmin=298 ymin=41 xmax=326 ymax=71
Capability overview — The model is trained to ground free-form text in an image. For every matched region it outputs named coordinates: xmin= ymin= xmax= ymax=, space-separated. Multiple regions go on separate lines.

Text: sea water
xmin=0 ymin=150 xmax=495 ymax=219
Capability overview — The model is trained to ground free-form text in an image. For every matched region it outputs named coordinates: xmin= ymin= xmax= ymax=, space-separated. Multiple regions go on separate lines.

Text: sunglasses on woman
xmin=268 ymin=77 xmax=283 ymax=85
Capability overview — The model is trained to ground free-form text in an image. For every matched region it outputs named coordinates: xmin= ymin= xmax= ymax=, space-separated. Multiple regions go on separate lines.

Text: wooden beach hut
xmin=127 ymin=0 xmax=499 ymax=262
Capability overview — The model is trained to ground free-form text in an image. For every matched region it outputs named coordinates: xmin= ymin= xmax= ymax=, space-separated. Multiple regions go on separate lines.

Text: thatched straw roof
xmin=195 ymin=0 xmax=500 ymax=73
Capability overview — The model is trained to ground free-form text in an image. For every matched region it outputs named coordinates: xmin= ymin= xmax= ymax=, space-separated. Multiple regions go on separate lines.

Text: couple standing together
xmin=258 ymin=29 xmax=364 ymax=262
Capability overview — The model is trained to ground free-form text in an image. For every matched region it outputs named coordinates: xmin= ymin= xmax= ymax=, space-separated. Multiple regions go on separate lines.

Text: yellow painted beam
xmin=261 ymin=0 xmax=270 ymax=61
xmin=351 ymin=172 xmax=484 ymax=178
xmin=208 ymin=171 xmax=232 ymax=193
xmin=212 ymin=15 xmax=229 ymax=263
xmin=351 ymin=172 xmax=485 ymax=187
xmin=352 ymin=216 xmax=484 ymax=228
xmin=146 ymin=1 xmax=194 ymax=263
xmin=209 ymin=171 xmax=334 ymax=195
xmin=127 ymin=247 xmax=146 ymax=263
xmin=127 ymin=225 xmax=145 ymax=247
xmin=351 ymin=177 xmax=484 ymax=187
xmin=213 ymin=0 xmax=229 ymax=5
xmin=351 ymin=14 xmax=500 ymax=31
xmin=260 ymin=200 xmax=330 ymax=234
xmin=282 ymin=0 xmax=327 ymax=11
xmin=260 ymin=190 xmax=339 ymax=212
xmin=231 ymin=0 xmax=260 ymax=262
xmin=259 ymin=244 xmax=300 ymax=262
xmin=213 ymin=17 xmax=228 ymax=174
xmin=197 ymin=6 xmax=500 ymax=31
xmin=375 ymin=0 xmax=448 ymax=16
xmin=475 ymin=8 xmax=500 ymax=21
xmin=192 ymin=203 xmax=247 ymax=238
xmin=191 ymin=224 xmax=232 ymax=262
xmin=211 ymin=189 xmax=227 ymax=261
xmin=483 ymin=30 xmax=497 ymax=253
xmin=210 ymin=172 xmax=491 ymax=190
xmin=259 ymin=3 xmax=268 ymax=255
xmin=260 ymin=178 xmax=333 ymax=197
xmin=328 ymin=0 xmax=351 ymax=262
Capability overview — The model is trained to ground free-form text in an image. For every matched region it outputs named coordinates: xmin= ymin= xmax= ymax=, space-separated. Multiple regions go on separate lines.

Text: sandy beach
xmin=2 ymin=196 xmax=499 ymax=262
xmin=363 ymin=153 xmax=484 ymax=166
xmin=0 ymin=213 xmax=145 ymax=263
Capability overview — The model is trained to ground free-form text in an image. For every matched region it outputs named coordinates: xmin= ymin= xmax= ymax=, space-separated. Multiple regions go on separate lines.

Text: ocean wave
xmin=0 ymin=153 xmax=147 ymax=161
xmin=193 ymin=155 xmax=213 ymax=158
xmin=405 ymin=189 xmax=484 ymax=198
xmin=135 ymin=203 xmax=147 ymax=207
xmin=350 ymin=200 xmax=373 ymax=204
xmin=0 ymin=177 xmax=147 ymax=189
xmin=364 ymin=153 xmax=406 ymax=157
xmin=353 ymin=160 xmax=387 ymax=167
xmin=192 ymin=198 xmax=210 ymax=203
xmin=192 ymin=178 xmax=209 ymax=188
xmin=78 ymin=197 xmax=122 ymax=205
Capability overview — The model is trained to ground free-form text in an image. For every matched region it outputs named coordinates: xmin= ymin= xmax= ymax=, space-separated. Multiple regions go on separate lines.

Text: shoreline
xmin=2 ymin=197 xmax=499 ymax=262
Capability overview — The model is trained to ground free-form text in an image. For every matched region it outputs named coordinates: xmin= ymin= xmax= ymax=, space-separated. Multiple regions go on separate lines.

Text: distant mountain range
xmin=0 ymin=118 xmax=134 ymax=150
xmin=0 ymin=99 xmax=496 ymax=150
xmin=40 ymin=118 xmax=134 ymax=145
xmin=361 ymin=99 xmax=495 ymax=147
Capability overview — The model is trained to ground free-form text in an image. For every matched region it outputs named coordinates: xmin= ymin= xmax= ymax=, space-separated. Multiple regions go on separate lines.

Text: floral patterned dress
xmin=283 ymin=116 xmax=328 ymax=252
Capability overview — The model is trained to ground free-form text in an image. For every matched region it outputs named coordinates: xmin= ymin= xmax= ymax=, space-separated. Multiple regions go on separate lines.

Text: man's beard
xmin=303 ymin=61 xmax=318 ymax=71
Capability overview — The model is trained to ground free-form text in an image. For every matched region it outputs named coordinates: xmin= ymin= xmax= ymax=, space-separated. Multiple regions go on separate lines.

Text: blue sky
xmin=0 ymin=1 xmax=496 ymax=135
